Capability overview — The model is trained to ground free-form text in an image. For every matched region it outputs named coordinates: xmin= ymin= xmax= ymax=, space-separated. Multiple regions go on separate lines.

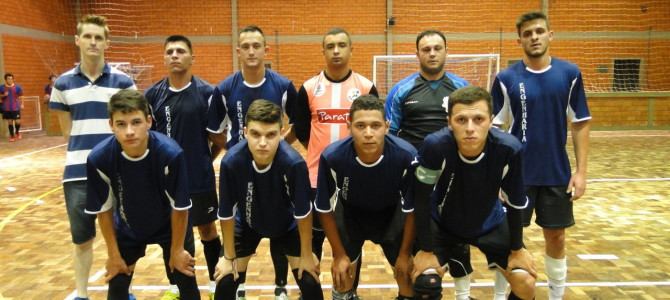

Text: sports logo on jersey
xmin=314 ymin=82 xmax=326 ymax=97
xmin=441 ymin=96 xmax=450 ymax=113
xmin=346 ymin=88 xmax=361 ymax=102
xmin=316 ymin=108 xmax=349 ymax=124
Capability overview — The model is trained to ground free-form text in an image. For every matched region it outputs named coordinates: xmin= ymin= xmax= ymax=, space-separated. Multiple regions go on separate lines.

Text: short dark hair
xmin=447 ymin=86 xmax=492 ymax=117
xmin=349 ymin=94 xmax=385 ymax=120
xmin=245 ymin=99 xmax=283 ymax=127
xmin=416 ymin=30 xmax=446 ymax=50
xmin=108 ymin=90 xmax=151 ymax=119
xmin=323 ymin=27 xmax=352 ymax=47
xmin=516 ymin=11 xmax=550 ymax=36
xmin=165 ymin=35 xmax=193 ymax=53
xmin=4 ymin=73 xmax=13 ymax=80
xmin=239 ymin=25 xmax=265 ymax=45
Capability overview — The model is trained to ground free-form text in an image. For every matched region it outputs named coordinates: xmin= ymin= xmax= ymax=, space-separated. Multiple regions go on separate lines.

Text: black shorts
xmin=189 ymin=190 xmax=218 ymax=226
xmin=524 ymin=186 xmax=574 ymax=229
xmin=2 ymin=110 xmax=20 ymax=120
xmin=116 ymin=226 xmax=196 ymax=266
xmin=335 ymin=200 xmax=406 ymax=266
xmin=433 ymin=217 xmax=512 ymax=278
xmin=234 ymin=221 xmax=301 ymax=258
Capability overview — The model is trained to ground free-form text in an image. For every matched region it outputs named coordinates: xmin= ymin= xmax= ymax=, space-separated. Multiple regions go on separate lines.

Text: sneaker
xmin=161 ymin=289 xmax=181 ymax=300
xmin=274 ymin=286 xmax=289 ymax=300
xmin=16 ymin=133 xmax=22 ymax=140
xmin=73 ymin=298 xmax=89 ymax=300
xmin=9 ymin=137 xmax=15 ymax=142
xmin=236 ymin=288 xmax=246 ymax=300
xmin=129 ymin=293 xmax=137 ymax=300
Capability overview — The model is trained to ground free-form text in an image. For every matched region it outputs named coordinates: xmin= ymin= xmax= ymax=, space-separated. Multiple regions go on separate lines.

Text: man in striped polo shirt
xmin=49 ymin=14 xmax=136 ymax=300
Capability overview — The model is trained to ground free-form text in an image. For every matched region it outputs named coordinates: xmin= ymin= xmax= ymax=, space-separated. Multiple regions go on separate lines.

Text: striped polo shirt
xmin=49 ymin=64 xmax=136 ymax=182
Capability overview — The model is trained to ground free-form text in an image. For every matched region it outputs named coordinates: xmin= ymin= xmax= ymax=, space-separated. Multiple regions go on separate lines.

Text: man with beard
xmin=491 ymin=11 xmax=591 ymax=300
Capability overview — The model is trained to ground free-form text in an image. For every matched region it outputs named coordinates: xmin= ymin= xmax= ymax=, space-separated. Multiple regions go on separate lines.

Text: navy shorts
xmin=116 ymin=226 xmax=196 ymax=266
xmin=433 ymin=217 xmax=512 ymax=278
xmin=64 ymin=181 xmax=97 ymax=244
xmin=335 ymin=200 xmax=406 ymax=266
xmin=2 ymin=110 xmax=20 ymax=120
xmin=234 ymin=221 xmax=301 ymax=258
xmin=524 ymin=186 xmax=575 ymax=229
xmin=189 ymin=190 xmax=218 ymax=226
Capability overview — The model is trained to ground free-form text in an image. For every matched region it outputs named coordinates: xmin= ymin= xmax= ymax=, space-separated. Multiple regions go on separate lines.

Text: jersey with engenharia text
xmin=145 ymin=76 xmax=216 ymax=194
xmin=419 ymin=128 xmax=526 ymax=238
xmin=206 ymin=70 xmax=297 ymax=148
xmin=315 ymin=134 xmax=417 ymax=214
xmin=385 ymin=72 xmax=468 ymax=148
xmin=218 ymin=140 xmax=311 ymax=238
xmin=85 ymin=131 xmax=191 ymax=241
xmin=49 ymin=64 xmax=136 ymax=182
xmin=491 ymin=58 xmax=591 ymax=186
xmin=294 ymin=70 xmax=377 ymax=187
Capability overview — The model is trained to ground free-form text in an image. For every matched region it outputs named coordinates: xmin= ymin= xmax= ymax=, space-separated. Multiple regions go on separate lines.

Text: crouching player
xmin=411 ymin=86 xmax=537 ymax=300
xmin=316 ymin=95 xmax=417 ymax=300
xmin=85 ymin=90 xmax=200 ymax=300
xmin=213 ymin=99 xmax=323 ymax=300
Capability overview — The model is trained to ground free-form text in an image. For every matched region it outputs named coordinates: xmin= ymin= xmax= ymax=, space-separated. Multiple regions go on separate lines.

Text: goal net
xmin=109 ymin=62 xmax=154 ymax=91
xmin=373 ymin=54 xmax=500 ymax=99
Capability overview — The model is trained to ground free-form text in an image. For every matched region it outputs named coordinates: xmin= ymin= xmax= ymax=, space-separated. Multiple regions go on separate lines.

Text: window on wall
xmin=613 ymin=59 xmax=641 ymax=91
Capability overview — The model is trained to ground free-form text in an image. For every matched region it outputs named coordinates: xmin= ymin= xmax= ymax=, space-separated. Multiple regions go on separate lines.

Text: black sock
xmin=173 ymin=269 xmax=200 ymax=300
xmin=8 ymin=124 xmax=14 ymax=137
xmin=214 ymin=274 xmax=238 ymax=300
xmin=508 ymin=291 xmax=523 ymax=300
xmin=353 ymin=255 xmax=362 ymax=292
xmin=270 ymin=241 xmax=288 ymax=286
xmin=312 ymin=229 xmax=326 ymax=261
xmin=108 ymin=273 xmax=133 ymax=300
xmin=292 ymin=268 xmax=323 ymax=300
xmin=202 ymin=237 xmax=222 ymax=281
xmin=15 ymin=124 xmax=20 ymax=134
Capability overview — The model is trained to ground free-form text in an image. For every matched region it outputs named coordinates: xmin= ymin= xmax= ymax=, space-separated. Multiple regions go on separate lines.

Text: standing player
xmin=293 ymin=27 xmax=377 ymax=299
xmin=491 ymin=11 xmax=591 ymax=300
xmin=145 ymin=35 xmax=221 ymax=300
xmin=49 ymin=14 xmax=136 ymax=300
xmin=385 ymin=29 xmax=469 ymax=149
xmin=316 ymin=95 xmax=416 ymax=300
xmin=85 ymin=90 xmax=200 ymax=300
xmin=411 ymin=86 xmax=537 ymax=300
xmin=1 ymin=73 xmax=24 ymax=142
xmin=213 ymin=100 xmax=323 ymax=300
xmin=206 ymin=25 xmax=298 ymax=300
xmin=44 ymin=74 xmax=57 ymax=105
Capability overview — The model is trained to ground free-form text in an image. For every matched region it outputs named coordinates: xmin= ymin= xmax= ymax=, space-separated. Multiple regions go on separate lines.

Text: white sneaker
xmin=274 ymin=286 xmax=289 ymax=300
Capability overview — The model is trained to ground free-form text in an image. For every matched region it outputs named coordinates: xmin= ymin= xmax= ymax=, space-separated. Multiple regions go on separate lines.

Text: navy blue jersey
xmin=85 ymin=131 xmax=191 ymax=241
xmin=492 ymin=58 xmax=591 ymax=186
xmin=145 ymin=76 xmax=216 ymax=194
xmin=218 ymin=140 xmax=311 ymax=238
xmin=418 ymin=128 xmax=527 ymax=238
xmin=207 ymin=70 xmax=298 ymax=148
xmin=385 ymin=72 xmax=468 ymax=148
xmin=315 ymin=135 xmax=417 ymax=214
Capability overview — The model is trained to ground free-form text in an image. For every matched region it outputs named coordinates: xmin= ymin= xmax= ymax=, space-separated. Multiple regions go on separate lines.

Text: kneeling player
xmin=316 ymin=95 xmax=417 ymax=300
xmin=85 ymin=90 xmax=200 ymax=300
xmin=411 ymin=86 xmax=537 ymax=300
xmin=213 ymin=100 xmax=323 ymax=300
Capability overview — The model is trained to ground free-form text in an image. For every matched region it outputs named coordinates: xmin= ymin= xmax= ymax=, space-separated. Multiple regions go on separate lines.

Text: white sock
xmin=209 ymin=281 xmax=216 ymax=293
xmin=493 ymin=269 xmax=508 ymax=300
xmin=74 ymin=242 xmax=93 ymax=298
xmin=545 ymin=255 xmax=567 ymax=300
xmin=454 ymin=274 xmax=471 ymax=300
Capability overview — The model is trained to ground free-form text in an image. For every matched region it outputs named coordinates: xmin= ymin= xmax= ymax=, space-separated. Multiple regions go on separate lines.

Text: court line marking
xmin=0 ymin=186 xmax=63 ymax=233
xmin=65 ymin=279 xmax=670 ymax=297
xmin=588 ymin=177 xmax=670 ymax=183
xmin=0 ymin=143 xmax=66 ymax=164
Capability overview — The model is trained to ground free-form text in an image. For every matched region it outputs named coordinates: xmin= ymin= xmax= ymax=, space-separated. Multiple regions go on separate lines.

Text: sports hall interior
xmin=0 ymin=0 xmax=669 ymax=299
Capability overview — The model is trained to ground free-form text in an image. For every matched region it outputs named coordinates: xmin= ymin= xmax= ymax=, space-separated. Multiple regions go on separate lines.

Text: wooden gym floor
xmin=0 ymin=130 xmax=669 ymax=300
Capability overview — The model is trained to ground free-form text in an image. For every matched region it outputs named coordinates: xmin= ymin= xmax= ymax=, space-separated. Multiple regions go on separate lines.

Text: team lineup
xmin=46 ymin=10 xmax=591 ymax=300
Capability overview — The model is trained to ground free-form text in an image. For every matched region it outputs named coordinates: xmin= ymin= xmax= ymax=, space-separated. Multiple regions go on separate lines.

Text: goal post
xmin=373 ymin=54 xmax=500 ymax=99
